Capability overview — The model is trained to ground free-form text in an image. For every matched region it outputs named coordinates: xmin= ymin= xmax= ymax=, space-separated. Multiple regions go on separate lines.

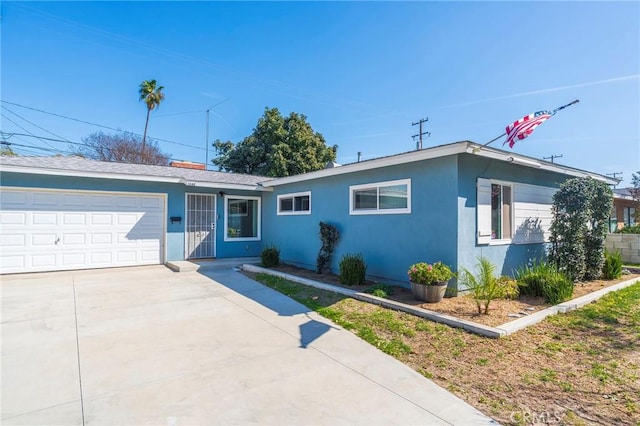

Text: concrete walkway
xmin=1 ymin=265 xmax=496 ymax=425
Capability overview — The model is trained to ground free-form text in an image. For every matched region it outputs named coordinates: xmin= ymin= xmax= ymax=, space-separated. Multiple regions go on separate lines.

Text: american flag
xmin=503 ymin=110 xmax=554 ymax=148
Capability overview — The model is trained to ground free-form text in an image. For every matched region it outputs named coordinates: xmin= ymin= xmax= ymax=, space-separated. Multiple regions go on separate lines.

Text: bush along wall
xmin=549 ymin=177 xmax=613 ymax=281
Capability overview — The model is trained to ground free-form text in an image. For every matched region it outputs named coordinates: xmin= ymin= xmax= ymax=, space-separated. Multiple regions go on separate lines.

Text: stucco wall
xmin=262 ymin=156 xmax=459 ymax=286
xmin=455 ymin=154 xmax=569 ymax=278
xmin=0 ymin=172 xmax=263 ymax=261
xmin=604 ymin=233 xmax=640 ymax=264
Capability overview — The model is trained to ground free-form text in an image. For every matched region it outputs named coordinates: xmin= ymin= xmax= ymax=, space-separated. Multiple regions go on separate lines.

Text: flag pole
xmin=481 ymin=99 xmax=580 ymax=147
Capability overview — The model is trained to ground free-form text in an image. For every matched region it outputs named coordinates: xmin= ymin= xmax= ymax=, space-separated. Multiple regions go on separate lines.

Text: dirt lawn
xmin=249 ymin=265 xmax=640 ymax=425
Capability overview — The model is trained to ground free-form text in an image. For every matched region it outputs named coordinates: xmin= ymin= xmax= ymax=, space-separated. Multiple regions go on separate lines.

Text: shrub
xmin=260 ymin=245 xmax=280 ymax=268
xmin=365 ymin=283 xmax=394 ymax=298
xmin=615 ymin=224 xmax=640 ymax=234
xmin=458 ymin=257 xmax=502 ymax=314
xmin=316 ymin=222 xmax=339 ymax=274
xmin=516 ymin=260 xmax=574 ymax=304
xmin=602 ymin=250 xmax=623 ymax=280
xmin=339 ymin=253 xmax=367 ymax=286
xmin=497 ymin=276 xmax=519 ymax=300
xmin=549 ymin=177 xmax=613 ymax=281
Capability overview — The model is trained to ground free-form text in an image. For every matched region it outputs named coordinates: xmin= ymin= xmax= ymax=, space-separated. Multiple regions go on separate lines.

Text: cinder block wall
xmin=605 ymin=233 xmax=640 ymax=264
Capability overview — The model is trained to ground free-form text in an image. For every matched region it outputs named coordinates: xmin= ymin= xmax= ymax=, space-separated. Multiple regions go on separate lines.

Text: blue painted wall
xmin=262 ymin=156 xmax=460 ymax=286
xmin=455 ymin=154 xmax=569 ymax=279
xmin=0 ymin=172 xmax=263 ymax=261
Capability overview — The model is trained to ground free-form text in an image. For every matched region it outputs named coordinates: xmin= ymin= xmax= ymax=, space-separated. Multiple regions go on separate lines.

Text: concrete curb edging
xmin=556 ymin=277 xmax=639 ymax=313
xmin=243 ymin=264 xmax=640 ymax=339
xmin=242 ymin=264 xmax=505 ymax=338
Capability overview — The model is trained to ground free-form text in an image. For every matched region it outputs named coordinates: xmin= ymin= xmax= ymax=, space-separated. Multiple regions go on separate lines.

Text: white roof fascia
xmin=0 ymin=164 xmax=271 ymax=192
xmin=189 ymin=181 xmax=273 ymax=192
xmin=261 ymin=142 xmax=468 ymax=187
xmin=1 ymin=165 xmax=182 ymax=184
xmin=467 ymin=144 xmax=618 ymax=185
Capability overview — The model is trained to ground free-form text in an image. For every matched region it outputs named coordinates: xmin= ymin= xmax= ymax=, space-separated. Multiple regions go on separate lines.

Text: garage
xmin=0 ymin=188 xmax=166 ymax=274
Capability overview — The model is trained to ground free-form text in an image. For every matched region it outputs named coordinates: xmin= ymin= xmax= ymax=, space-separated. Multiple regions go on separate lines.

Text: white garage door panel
xmin=0 ymin=188 xmax=165 ymax=274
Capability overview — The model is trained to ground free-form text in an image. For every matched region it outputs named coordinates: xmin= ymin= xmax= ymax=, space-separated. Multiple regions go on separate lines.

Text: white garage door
xmin=0 ymin=188 xmax=166 ymax=274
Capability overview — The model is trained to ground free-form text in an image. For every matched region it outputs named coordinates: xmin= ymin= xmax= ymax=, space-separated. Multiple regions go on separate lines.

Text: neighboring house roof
xmin=261 ymin=141 xmax=618 ymax=187
xmin=0 ymin=156 xmax=271 ymax=191
xmin=613 ymin=188 xmax=635 ymax=200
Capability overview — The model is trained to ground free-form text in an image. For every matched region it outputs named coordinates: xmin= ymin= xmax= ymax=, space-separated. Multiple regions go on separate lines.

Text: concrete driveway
xmin=1 ymin=264 xmax=496 ymax=425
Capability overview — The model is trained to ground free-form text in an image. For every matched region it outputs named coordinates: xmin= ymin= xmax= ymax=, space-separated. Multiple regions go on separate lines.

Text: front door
xmin=185 ymin=193 xmax=216 ymax=259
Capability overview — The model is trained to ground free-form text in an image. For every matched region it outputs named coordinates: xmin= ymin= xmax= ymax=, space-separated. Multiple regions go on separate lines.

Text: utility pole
xmin=411 ymin=117 xmax=430 ymax=150
xmin=607 ymin=172 xmax=623 ymax=180
xmin=543 ymin=154 xmax=563 ymax=163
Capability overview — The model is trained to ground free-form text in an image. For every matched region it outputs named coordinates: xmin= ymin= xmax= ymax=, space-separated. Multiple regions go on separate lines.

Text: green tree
xmin=549 ymin=177 xmax=613 ymax=281
xmin=74 ymin=131 xmax=169 ymax=165
xmin=0 ymin=145 xmax=17 ymax=156
xmin=139 ymin=79 xmax=165 ymax=155
xmin=212 ymin=107 xmax=337 ymax=177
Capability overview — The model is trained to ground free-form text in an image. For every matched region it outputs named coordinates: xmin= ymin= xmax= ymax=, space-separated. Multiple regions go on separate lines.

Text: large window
xmin=349 ymin=179 xmax=411 ymax=215
xmin=491 ymin=183 xmax=512 ymax=240
xmin=224 ymin=195 xmax=260 ymax=241
xmin=277 ymin=191 xmax=311 ymax=215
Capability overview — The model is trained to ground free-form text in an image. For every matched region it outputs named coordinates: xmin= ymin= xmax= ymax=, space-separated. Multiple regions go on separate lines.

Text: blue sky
xmin=2 ymin=1 xmax=639 ymax=183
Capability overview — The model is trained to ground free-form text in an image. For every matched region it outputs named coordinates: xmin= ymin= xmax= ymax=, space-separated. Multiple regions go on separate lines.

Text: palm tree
xmin=139 ymin=79 xmax=165 ymax=158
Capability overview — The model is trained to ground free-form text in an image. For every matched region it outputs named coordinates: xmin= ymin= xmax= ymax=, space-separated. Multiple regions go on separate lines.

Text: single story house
xmin=0 ymin=141 xmax=617 ymax=288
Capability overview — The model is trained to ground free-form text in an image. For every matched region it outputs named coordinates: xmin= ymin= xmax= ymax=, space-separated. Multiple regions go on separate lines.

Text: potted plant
xmin=407 ymin=261 xmax=454 ymax=303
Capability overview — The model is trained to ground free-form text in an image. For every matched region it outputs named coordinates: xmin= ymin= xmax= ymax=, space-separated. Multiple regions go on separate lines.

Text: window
xmin=224 ymin=195 xmax=260 ymax=241
xmin=277 ymin=191 xmax=311 ymax=215
xmin=609 ymin=207 xmax=618 ymax=233
xmin=491 ymin=183 xmax=512 ymax=240
xmin=623 ymin=207 xmax=636 ymax=227
xmin=349 ymin=179 xmax=411 ymax=215
xmin=478 ymin=178 xmax=554 ymax=245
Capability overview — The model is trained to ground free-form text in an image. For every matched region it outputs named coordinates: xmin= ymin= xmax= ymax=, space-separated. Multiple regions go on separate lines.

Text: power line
xmin=1 ymin=112 xmax=60 ymax=150
xmin=1 ymin=131 xmax=185 ymax=162
xmin=1 ymin=100 xmax=206 ymax=151
xmin=2 ymin=105 xmax=73 ymax=143
xmin=1 ymin=140 xmax=75 ymax=155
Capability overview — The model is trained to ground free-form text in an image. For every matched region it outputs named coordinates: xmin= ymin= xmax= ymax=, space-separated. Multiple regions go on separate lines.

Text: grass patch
xmin=250 ymin=272 xmax=640 ymax=425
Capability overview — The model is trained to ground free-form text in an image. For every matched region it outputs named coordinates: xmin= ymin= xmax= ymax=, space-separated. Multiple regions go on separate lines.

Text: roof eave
xmin=0 ymin=164 xmax=272 ymax=192
xmin=467 ymin=144 xmax=618 ymax=185
xmin=261 ymin=142 xmax=470 ymax=187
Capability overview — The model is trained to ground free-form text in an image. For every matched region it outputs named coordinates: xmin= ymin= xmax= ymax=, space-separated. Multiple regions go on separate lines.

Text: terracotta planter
xmin=410 ymin=280 xmax=448 ymax=303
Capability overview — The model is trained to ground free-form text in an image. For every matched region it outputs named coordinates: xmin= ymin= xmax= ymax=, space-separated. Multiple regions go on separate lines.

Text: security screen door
xmin=186 ymin=194 xmax=216 ymax=258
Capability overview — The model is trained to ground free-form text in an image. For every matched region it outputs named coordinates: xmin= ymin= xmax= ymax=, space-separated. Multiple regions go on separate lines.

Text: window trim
xmin=478 ymin=178 xmax=515 ymax=245
xmin=349 ymin=178 xmax=411 ymax=215
xmin=489 ymin=181 xmax=513 ymax=244
xmin=223 ymin=195 xmax=261 ymax=242
xmin=277 ymin=191 xmax=312 ymax=216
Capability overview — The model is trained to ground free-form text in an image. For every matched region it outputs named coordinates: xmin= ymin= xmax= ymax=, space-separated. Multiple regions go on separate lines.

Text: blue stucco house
xmin=0 ymin=141 xmax=616 ymax=286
